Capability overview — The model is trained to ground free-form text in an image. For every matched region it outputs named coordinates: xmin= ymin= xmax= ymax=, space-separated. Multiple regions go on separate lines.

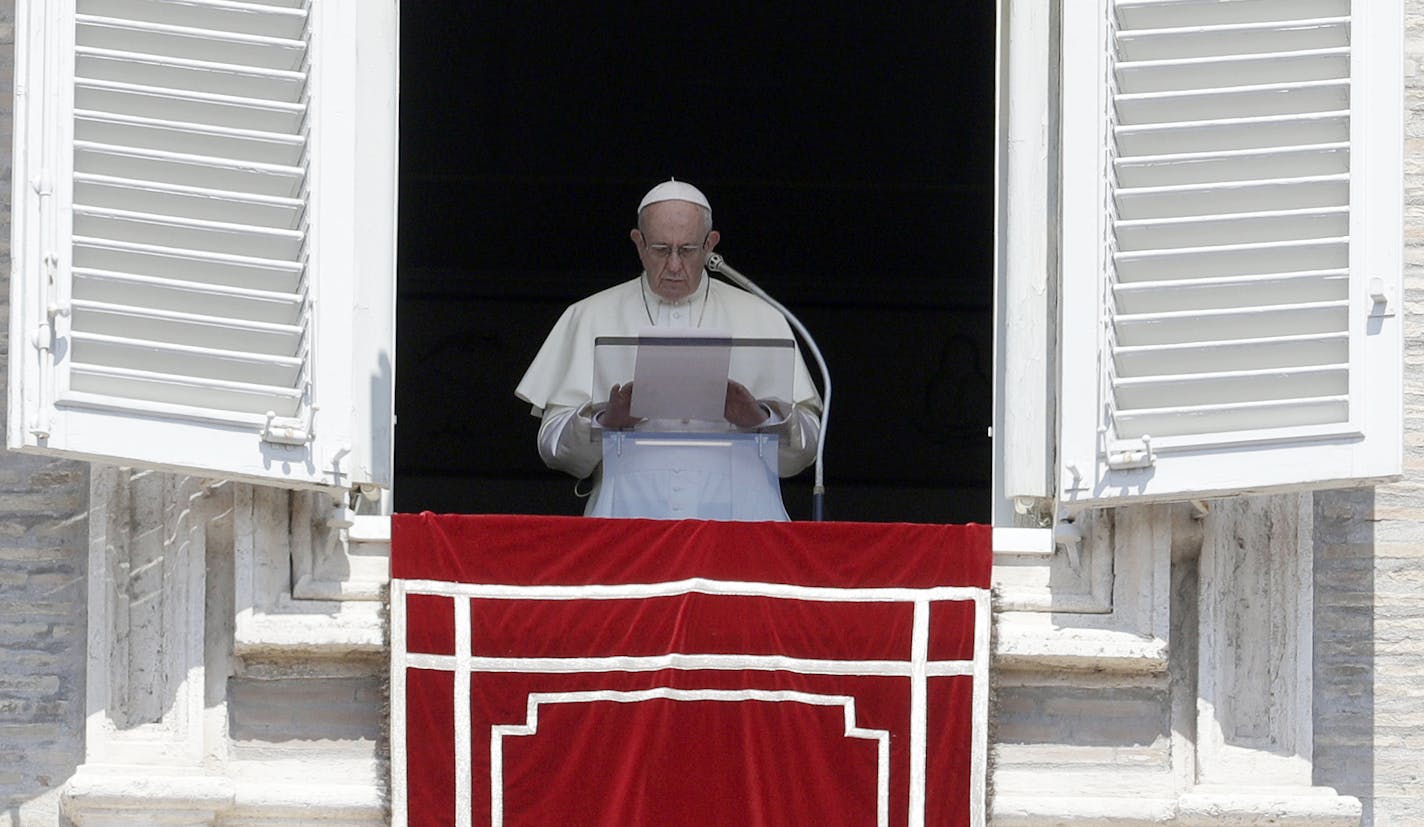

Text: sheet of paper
xmin=630 ymin=327 xmax=732 ymax=421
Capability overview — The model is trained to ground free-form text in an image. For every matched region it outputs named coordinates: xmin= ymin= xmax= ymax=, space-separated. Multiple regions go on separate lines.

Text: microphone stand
xmin=705 ymin=253 xmax=831 ymax=521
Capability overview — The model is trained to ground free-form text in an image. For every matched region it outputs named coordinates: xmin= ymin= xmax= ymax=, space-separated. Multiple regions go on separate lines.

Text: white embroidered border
xmin=391 ymin=578 xmax=990 ymax=827
xmin=490 ymin=689 xmax=891 ymax=827
xmin=401 ymin=577 xmax=985 ymax=604
xmin=391 ymin=578 xmax=409 ymax=827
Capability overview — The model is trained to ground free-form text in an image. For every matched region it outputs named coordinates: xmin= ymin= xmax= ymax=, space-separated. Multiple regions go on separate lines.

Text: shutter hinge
xmin=28 ymin=258 xmax=70 ymax=441
xmin=32 ymin=256 xmax=69 ymax=353
xmin=1105 ymin=435 xmax=1155 ymax=471
xmin=262 ymin=407 xmax=316 ymax=446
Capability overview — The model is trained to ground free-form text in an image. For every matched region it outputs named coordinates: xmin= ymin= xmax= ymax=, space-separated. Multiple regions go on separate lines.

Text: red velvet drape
xmin=393 ymin=514 xmax=990 ymax=827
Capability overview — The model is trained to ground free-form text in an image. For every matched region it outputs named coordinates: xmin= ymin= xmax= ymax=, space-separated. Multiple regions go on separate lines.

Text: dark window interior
xmin=395 ymin=5 xmax=996 ymax=523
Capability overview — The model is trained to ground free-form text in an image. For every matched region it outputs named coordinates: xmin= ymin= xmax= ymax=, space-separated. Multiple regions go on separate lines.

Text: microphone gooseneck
xmin=705 ymin=253 xmax=831 ymax=521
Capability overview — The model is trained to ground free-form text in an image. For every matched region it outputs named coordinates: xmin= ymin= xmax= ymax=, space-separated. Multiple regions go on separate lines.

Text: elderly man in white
xmin=515 ymin=179 xmax=822 ymax=518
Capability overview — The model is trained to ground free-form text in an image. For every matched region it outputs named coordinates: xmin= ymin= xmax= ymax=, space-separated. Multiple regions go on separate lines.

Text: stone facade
xmin=1306 ymin=7 xmax=1424 ymax=822
xmin=0 ymin=2 xmax=1421 ymax=825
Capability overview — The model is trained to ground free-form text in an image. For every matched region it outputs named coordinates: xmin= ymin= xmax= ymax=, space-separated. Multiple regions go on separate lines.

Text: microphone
xmin=705 ymin=253 xmax=831 ymax=521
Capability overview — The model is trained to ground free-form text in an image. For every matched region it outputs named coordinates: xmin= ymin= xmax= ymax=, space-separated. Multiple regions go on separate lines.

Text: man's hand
xmin=599 ymin=382 xmax=642 ymax=429
xmin=724 ymin=380 xmax=770 ymax=428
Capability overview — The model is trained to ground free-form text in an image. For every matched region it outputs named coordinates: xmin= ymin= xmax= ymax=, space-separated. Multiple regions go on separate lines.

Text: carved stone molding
xmin=1194 ymin=494 xmax=1350 ymax=821
xmin=232 ymin=486 xmax=385 ymax=657
xmin=993 ymin=508 xmax=1115 ymax=614
xmin=290 ymin=491 xmax=390 ymax=601
xmin=82 ymin=467 xmax=219 ymax=766
xmin=1197 ymin=494 xmax=1313 ymax=785
xmin=65 ymin=472 xmax=389 ymax=826
xmin=995 ymin=504 xmax=1174 ymax=672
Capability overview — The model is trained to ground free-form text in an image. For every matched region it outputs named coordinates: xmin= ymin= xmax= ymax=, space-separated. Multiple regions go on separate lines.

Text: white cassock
xmin=515 ymin=273 xmax=823 ymax=517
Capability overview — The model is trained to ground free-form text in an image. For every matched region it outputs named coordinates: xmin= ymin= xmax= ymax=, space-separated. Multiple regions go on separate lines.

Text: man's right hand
xmin=598 ymin=382 xmax=641 ymax=429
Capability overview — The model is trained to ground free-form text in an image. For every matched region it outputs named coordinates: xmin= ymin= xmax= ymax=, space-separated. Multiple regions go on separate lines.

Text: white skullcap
xmin=637 ymin=178 xmax=711 ymax=214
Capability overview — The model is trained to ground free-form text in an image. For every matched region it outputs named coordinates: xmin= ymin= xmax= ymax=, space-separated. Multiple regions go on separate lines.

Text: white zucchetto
xmin=637 ymin=179 xmax=711 ymax=214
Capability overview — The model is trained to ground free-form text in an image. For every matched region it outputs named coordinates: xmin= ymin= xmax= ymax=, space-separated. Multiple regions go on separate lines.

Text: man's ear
xmin=705 ymin=230 xmax=721 ymax=252
xmin=630 ymin=228 xmax=643 ymax=247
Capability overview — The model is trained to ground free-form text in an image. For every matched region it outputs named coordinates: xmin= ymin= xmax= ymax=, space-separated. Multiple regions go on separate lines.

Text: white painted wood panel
xmin=1057 ymin=0 xmax=1402 ymax=504
xmin=9 ymin=0 xmax=398 ymax=491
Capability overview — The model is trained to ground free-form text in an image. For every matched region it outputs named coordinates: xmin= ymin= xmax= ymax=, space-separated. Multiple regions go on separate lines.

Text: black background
xmin=394 ymin=5 xmax=996 ymax=523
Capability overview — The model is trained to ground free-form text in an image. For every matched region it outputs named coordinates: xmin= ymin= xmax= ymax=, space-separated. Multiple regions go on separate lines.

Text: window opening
xmin=395 ymin=5 xmax=996 ymax=522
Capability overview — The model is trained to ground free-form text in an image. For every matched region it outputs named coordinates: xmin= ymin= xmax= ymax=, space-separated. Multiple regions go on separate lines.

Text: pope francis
xmin=515 ymin=179 xmax=823 ymax=517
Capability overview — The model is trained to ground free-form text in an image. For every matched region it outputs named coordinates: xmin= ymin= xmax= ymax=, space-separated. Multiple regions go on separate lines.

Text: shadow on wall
xmin=1312 ymin=488 xmax=1376 ymax=824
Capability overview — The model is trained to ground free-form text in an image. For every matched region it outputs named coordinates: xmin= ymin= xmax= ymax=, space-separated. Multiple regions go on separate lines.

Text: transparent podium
xmin=590 ymin=431 xmax=786 ymax=520
xmin=587 ymin=331 xmax=796 ymax=521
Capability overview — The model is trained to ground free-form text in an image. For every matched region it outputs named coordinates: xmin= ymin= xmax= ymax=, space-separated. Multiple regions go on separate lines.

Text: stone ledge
xmin=994 ymin=795 xmax=1177 ymax=825
xmin=228 ymin=778 xmax=384 ymax=826
xmin=62 ymin=765 xmax=384 ymax=827
xmin=992 ymin=787 xmax=1362 ymax=826
xmin=994 ymin=614 xmax=1169 ymax=673
xmin=62 ymin=769 xmax=234 ymax=826
xmin=234 ymin=601 xmax=385 ymax=657
xmin=1177 ymin=786 xmax=1362 ymax=826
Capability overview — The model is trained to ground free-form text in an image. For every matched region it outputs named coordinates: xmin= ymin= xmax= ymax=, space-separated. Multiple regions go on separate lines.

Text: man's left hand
xmin=724 ymin=381 xmax=770 ymax=428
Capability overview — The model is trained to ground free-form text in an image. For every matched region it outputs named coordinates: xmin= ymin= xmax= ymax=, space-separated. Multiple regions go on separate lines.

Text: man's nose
xmin=665 ymin=252 xmax=685 ymax=272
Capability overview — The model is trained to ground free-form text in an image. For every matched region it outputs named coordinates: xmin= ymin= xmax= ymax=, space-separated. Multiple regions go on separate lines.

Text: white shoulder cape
xmin=515 ymin=275 xmax=821 ymax=415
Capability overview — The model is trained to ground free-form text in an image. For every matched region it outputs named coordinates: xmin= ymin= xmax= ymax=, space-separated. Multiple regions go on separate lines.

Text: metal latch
xmin=1369 ymin=277 xmax=1397 ymax=319
xmin=1105 ymin=435 xmax=1155 ymax=470
xmin=262 ymin=409 xmax=315 ymax=446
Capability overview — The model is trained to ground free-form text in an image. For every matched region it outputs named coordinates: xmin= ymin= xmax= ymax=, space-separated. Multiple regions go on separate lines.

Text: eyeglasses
xmin=643 ymin=235 xmax=708 ymax=262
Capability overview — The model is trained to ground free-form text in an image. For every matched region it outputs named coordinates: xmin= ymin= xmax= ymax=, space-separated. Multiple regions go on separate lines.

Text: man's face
xmin=631 ymin=200 xmax=721 ymax=302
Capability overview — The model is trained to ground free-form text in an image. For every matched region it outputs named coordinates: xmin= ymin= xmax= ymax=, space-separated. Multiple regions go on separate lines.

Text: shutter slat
xmin=77 ymin=14 xmax=306 ymax=70
xmin=75 ymin=110 xmax=304 ymax=166
xmin=1116 ymin=143 xmax=1348 ymax=187
xmin=1115 ymin=111 xmax=1349 ymax=155
xmin=76 ymin=78 xmax=304 ymax=132
xmin=1115 ymin=237 xmax=1348 ymax=281
xmin=77 ymin=0 xmax=307 ymax=39
xmin=1114 ymin=364 xmax=1347 ymax=408
xmin=1113 ymin=396 xmax=1348 ymax=439
xmin=1117 ymin=175 xmax=1348 ymax=218
xmin=73 ymin=205 xmax=304 ymax=259
xmin=74 ymin=267 xmax=303 ymax=324
xmin=69 ymin=362 xmax=303 ymax=416
xmin=74 ymin=172 xmax=303 ymax=228
xmin=1114 ymin=206 xmax=1347 ymax=251
xmin=1113 ymin=270 xmax=1348 ymax=313
xmin=72 ymin=331 xmax=303 ymax=387
xmin=1116 ymin=80 xmax=1348 ymax=124
xmin=70 ymin=299 xmax=306 ymax=356
xmin=76 ymin=46 xmax=305 ymax=101
xmin=74 ymin=236 xmax=303 ymax=293
xmin=1114 ymin=301 xmax=1348 ymax=347
xmin=1117 ymin=49 xmax=1349 ymax=93
xmin=1117 ymin=17 xmax=1348 ymax=62
xmin=1114 ymin=332 xmax=1349 ymax=377
xmin=75 ymin=141 xmax=302 ymax=197
xmin=1116 ymin=0 xmax=1350 ymax=31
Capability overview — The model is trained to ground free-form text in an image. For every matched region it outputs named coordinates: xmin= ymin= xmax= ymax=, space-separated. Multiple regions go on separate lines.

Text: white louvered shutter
xmin=9 ymin=0 xmax=396 ymax=491
xmin=1058 ymin=0 xmax=1401 ymax=506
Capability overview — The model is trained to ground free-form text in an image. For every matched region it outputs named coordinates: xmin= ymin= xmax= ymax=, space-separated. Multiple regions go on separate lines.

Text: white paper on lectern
xmin=630 ymin=327 xmax=732 ymax=421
